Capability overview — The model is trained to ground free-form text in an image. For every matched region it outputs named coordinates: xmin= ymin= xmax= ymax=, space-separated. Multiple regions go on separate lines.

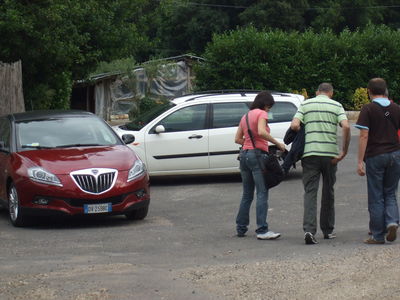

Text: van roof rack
xmin=182 ymin=89 xmax=294 ymax=101
xmin=188 ymin=89 xmax=260 ymax=96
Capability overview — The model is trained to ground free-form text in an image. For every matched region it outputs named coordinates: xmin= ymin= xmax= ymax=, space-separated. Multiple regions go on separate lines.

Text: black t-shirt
xmin=356 ymin=101 xmax=400 ymax=158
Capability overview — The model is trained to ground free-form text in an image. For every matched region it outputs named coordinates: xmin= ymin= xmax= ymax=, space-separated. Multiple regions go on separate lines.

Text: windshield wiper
xmin=55 ymin=143 xmax=103 ymax=148
xmin=21 ymin=145 xmax=54 ymax=149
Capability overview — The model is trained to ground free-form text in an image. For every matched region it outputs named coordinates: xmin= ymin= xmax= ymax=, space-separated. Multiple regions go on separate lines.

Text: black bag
xmin=263 ymin=152 xmax=285 ymax=188
xmin=245 ymin=113 xmax=284 ymax=189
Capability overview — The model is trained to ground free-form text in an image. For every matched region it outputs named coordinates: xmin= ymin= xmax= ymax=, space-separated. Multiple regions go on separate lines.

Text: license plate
xmin=84 ymin=203 xmax=112 ymax=214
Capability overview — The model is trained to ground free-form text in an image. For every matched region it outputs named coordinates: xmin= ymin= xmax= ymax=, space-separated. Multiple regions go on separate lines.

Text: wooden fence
xmin=0 ymin=61 xmax=25 ymax=115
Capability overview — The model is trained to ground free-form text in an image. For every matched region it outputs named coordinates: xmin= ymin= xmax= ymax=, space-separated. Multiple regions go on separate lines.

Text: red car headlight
xmin=28 ymin=167 xmax=63 ymax=187
xmin=127 ymin=159 xmax=146 ymax=182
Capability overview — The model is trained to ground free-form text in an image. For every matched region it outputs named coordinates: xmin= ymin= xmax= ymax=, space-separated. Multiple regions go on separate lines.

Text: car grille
xmin=70 ymin=168 xmax=118 ymax=195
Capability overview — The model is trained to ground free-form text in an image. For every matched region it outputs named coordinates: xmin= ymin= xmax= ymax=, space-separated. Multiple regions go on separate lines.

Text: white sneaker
xmin=257 ymin=231 xmax=281 ymax=240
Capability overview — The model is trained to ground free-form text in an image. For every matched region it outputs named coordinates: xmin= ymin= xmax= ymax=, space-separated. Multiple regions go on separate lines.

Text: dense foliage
xmin=0 ymin=0 xmax=153 ymax=109
xmin=154 ymin=0 xmax=400 ymax=56
xmin=1 ymin=0 xmax=400 ymax=109
xmin=195 ymin=25 xmax=400 ymax=109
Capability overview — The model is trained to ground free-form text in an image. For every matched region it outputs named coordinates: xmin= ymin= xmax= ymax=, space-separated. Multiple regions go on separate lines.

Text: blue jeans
xmin=236 ymin=150 xmax=269 ymax=234
xmin=365 ymin=149 xmax=400 ymax=241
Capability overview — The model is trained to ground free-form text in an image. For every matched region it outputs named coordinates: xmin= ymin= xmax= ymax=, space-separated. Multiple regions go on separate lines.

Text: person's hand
xmin=276 ymin=142 xmax=286 ymax=152
xmin=357 ymin=162 xmax=366 ymax=176
xmin=331 ymin=152 xmax=346 ymax=165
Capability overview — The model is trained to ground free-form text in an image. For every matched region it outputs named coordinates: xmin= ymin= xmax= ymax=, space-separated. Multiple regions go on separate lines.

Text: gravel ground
xmin=2 ymin=243 xmax=400 ymax=300
xmin=181 ymin=244 xmax=400 ymax=300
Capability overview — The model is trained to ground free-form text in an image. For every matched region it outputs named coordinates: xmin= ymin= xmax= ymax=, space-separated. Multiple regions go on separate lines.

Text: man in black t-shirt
xmin=356 ymin=78 xmax=400 ymax=244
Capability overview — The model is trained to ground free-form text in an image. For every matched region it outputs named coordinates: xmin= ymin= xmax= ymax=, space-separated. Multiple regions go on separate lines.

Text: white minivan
xmin=113 ymin=91 xmax=304 ymax=176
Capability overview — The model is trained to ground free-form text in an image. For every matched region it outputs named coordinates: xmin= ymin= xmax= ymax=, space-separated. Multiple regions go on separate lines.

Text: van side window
xmin=268 ymin=102 xmax=298 ymax=123
xmin=212 ymin=102 xmax=249 ymax=128
xmin=157 ymin=104 xmax=207 ymax=132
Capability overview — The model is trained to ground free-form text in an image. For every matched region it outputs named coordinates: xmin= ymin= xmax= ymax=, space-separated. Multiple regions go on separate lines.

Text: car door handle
xmin=188 ymin=134 xmax=203 ymax=139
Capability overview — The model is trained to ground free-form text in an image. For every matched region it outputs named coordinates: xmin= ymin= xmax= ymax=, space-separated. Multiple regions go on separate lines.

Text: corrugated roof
xmin=74 ymin=54 xmax=205 ymax=86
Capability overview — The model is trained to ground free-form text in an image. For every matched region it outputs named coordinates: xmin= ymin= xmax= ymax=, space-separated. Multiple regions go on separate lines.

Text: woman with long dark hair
xmin=234 ymin=91 xmax=286 ymax=239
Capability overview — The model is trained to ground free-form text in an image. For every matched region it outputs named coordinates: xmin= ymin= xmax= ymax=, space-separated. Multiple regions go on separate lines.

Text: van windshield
xmin=121 ymin=102 xmax=175 ymax=131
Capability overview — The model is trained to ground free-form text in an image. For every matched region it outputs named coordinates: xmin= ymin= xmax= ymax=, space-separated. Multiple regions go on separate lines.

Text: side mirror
xmin=155 ymin=125 xmax=165 ymax=134
xmin=122 ymin=134 xmax=135 ymax=144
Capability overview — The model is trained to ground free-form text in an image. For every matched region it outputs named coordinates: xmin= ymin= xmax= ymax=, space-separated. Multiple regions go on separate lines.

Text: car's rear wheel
xmin=8 ymin=183 xmax=26 ymax=227
xmin=125 ymin=205 xmax=149 ymax=220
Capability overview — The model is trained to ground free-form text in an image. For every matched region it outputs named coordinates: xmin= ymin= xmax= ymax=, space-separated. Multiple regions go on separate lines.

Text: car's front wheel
xmin=8 ymin=183 xmax=26 ymax=227
xmin=125 ymin=206 xmax=149 ymax=220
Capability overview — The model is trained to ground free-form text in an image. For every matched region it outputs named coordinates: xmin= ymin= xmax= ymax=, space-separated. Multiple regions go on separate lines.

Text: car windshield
xmin=122 ymin=102 xmax=175 ymax=131
xmin=16 ymin=116 xmax=121 ymax=151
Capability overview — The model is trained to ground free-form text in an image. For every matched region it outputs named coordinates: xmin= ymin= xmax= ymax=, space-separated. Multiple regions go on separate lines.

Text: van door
xmin=144 ymin=104 xmax=209 ymax=175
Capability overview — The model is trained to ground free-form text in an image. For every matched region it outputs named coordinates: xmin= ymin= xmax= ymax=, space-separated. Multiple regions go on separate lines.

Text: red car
xmin=0 ymin=110 xmax=150 ymax=227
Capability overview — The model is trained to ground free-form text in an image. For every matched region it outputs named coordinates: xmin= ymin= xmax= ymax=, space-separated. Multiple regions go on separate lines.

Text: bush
xmin=291 ymin=88 xmax=309 ymax=99
xmin=91 ymin=57 xmax=137 ymax=76
xmin=351 ymin=88 xmax=369 ymax=110
xmin=27 ymin=71 xmax=72 ymax=110
xmin=139 ymin=97 xmax=169 ymax=113
xmin=128 ymin=96 xmax=169 ymax=120
xmin=195 ymin=24 xmax=400 ymax=109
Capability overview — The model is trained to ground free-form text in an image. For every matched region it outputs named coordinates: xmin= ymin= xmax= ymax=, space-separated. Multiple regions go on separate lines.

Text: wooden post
xmin=0 ymin=60 xmax=25 ymax=115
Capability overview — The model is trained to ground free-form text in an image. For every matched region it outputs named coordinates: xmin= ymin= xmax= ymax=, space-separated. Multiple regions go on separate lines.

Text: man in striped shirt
xmin=291 ymin=83 xmax=350 ymax=244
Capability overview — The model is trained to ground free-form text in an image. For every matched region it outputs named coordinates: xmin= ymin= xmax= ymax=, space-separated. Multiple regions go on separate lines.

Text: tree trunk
xmin=0 ymin=61 xmax=25 ymax=115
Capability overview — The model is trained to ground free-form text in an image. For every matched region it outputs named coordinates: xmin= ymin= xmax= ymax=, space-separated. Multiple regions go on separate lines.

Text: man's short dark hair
xmin=317 ymin=83 xmax=333 ymax=93
xmin=367 ymin=78 xmax=387 ymax=96
xmin=250 ymin=91 xmax=275 ymax=110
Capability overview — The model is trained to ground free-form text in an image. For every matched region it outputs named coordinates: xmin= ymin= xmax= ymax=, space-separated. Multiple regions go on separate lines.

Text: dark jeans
xmin=301 ymin=156 xmax=337 ymax=235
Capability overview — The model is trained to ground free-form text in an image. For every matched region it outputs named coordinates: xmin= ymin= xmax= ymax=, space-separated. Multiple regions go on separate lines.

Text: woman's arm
xmin=258 ymin=118 xmax=285 ymax=151
xmin=235 ymin=125 xmax=244 ymax=145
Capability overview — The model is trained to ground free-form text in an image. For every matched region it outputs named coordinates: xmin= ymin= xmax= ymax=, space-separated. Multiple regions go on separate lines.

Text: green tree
xmin=307 ymin=0 xmax=383 ymax=33
xmin=155 ymin=0 xmax=233 ymax=56
xmin=306 ymin=0 xmax=344 ymax=32
xmin=0 ymin=0 xmax=153 ymax=110
xmin=378 ymin=0 xmax=400 ymax=29
xmin=238 ymin=0 xmax=309 ymax=31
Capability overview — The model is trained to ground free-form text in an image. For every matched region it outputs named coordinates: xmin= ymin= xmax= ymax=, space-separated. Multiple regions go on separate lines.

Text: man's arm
xmin=332 ymin=119 xmax=350 ymax=164
xmin=357 ymin=129 xmax=369 ymax=176
xmin=290 ymin=117 xmax=301 ymax=131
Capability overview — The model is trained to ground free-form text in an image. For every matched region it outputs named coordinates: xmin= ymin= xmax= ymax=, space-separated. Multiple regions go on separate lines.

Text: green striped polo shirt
xmin=294 ymin=94 xmax=347 ymax=158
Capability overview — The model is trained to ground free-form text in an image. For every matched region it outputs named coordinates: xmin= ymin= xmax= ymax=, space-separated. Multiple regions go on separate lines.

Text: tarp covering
xmin=107 ymin=61 xmax=190 ymax=120
xmin=150 ymin=61 xmax=189 ymax=97
xmin=95 ymin=81 xmax=106 ymax=119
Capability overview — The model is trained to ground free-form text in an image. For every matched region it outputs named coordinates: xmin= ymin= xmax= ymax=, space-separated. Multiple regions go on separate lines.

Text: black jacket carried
xmin=281 ymin=124 xmax=305 ymax=174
